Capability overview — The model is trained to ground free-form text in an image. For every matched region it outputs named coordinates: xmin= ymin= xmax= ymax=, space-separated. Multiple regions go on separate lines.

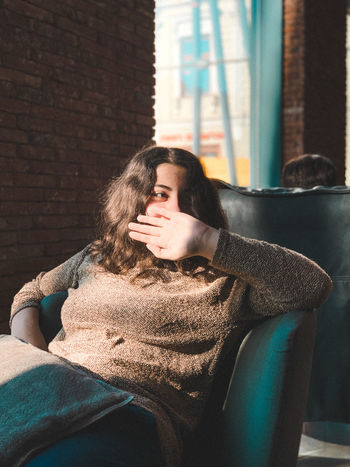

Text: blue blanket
xmin=0 ymin=335 xmax=133 ymax=466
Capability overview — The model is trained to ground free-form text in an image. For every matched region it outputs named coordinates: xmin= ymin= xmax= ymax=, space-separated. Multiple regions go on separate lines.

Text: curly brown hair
xmin=90 ymin=145 xmax=228 ymax=278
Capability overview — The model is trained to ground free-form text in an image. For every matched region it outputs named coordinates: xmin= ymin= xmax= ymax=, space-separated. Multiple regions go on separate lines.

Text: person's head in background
xmin=281 ymin=153 xmax=337 ymax=188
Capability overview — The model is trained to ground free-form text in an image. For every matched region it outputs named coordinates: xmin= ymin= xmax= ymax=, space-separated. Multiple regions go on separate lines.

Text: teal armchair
xmin=215 ymin=183 xmax=350 ymax=447
xmin=216 ymin=183 xmax=350 ymax=425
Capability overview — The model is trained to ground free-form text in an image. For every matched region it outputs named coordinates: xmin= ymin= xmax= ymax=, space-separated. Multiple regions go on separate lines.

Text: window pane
xmin=155 ymin=0 xmax=251 ymax=186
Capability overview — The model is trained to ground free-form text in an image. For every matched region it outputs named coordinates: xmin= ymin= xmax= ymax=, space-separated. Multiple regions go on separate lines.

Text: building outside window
xmin=155 ymin=0 xmax=251 ymax=185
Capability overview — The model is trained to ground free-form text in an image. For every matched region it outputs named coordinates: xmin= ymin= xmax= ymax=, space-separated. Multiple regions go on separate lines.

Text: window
xmin=180 ymin=35 xmax=210 ymax=96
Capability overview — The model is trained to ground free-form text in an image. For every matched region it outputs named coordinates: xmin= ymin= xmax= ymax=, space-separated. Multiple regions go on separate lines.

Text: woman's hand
xmin=128 ymin=207 xmax=219 ymax=261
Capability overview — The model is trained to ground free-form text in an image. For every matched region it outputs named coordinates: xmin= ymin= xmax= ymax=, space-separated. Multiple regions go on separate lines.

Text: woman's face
xmin=145 ymin=163 xmax=191 ymax=215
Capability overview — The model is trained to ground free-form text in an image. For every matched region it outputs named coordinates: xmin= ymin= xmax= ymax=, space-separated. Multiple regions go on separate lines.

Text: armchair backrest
xmin=217 ymin=183 xmax=350 ymax=423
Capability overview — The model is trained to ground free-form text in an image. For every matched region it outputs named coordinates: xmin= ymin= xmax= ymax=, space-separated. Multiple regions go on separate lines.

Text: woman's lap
xmin=25 ymin=404 xmax=163 ymax=467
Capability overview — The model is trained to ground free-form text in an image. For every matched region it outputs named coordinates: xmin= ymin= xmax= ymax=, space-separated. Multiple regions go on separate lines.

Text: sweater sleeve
xmin=211 ymin=229 xmax=332 ymax=317
xmin=10 ymin=245 xmax=91 ymax=325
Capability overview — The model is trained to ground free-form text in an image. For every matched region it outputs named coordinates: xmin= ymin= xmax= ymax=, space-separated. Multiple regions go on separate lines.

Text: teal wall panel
xmin=250 ymin=0 xmax=283 ymax=187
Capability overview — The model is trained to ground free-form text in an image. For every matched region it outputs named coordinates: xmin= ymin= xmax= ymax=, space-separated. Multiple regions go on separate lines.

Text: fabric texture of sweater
xmin=10 ymin=229 xmax=332 ymax=466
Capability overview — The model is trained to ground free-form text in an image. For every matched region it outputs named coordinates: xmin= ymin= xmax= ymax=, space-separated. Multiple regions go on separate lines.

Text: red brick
xmin=17 ymin=115 xmax=54 ymax=133
xmin=60 ymin=227 xmax=95 ymax=241
xmin=28 ymin=133 xmax=79 ymax=150
xmin=0 ymin=261 xmax=17 ymax=276
xmin=79 ymin=37 xmax=116 ymax=62
xmin=1 ymin=216 xmax=33 ymax=229
xmin=3 ymin=8 xmax=35 ymax=30
xmin=0 ymin=80 xmax=16 ymax=97
xmin=2 ymin=54 xmax=49 ymax=78
xmin=33 ymin=215 xmax=79 ymax=229
xmin=26 ymin=0 xmax=74 ymax=18
xmin=45 ymin=189 xmax=78 ymax=202
xmin=0 ymin=232 xmax=16 ymax=246
xmin=0 ymin=173 xmax=14 ymax=186
xmin=77 ymin=190 xmax=97 ymax=202
xmin=18 ymin=229 xmax=60 ymax=244
xmin=17 ymin=145 xmax=56 ymax=161
xmin=44 ymin=240 xmax=87 ymax=256
xmin=80 ymin=139 xmax=116 ymax=154
xmin=4 ymin=0 xmax=53 ymax=22
xmin=0 ymin=97 xmax=30 ymax=114
xmin=55 ymin=15 xmax=97 ymax=41
xmin=16 ymin=256 xmax=57 ymax=273
xmin=0 ymin=67 xmax=42 ymax=88
xmin=57 ymin=149 xmax=97 ymax=165
xmin=14 ymin=173 xmax=57 ymax=188
xmin=59 ymin=175 xmax=100 ymax=190
xmin=17 ymin=244 xmax=45 ymax=258
xmin=63 ymin=0 xmax=99 ymax=18
xmin=28 ymin=160 xmax=78 ymax=176
xmin=0 ymin=186 xmax=44 ymax=202
xmin=0 ymin=142 xmax=16 ymax=158
xmin=0 ymin=111 xmax=16 ymax=128
xmin=55 ymin=96 xmax=99 ymax=116
xmin=0 ymin=127 xmax=28 ymax=143
xmin=0 ymin=158 xmax=23 ymax=173
xmin=0 ymin=246 xmax=17 ymax=261
xmin=78 ymin=215 xmax=95 ymax=227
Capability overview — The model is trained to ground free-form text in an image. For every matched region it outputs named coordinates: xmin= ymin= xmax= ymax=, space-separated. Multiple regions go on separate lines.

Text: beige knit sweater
xmin=10 ymin=229 xmax=332 ymax=466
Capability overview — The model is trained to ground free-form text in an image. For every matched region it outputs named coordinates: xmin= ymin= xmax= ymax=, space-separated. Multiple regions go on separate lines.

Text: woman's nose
xmin=166 ymin=195 xmax=181 ymax=212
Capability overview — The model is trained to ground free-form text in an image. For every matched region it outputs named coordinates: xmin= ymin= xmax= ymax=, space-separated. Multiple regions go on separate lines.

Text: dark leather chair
xmin=215 ymin=182 xmax=350 ymax=436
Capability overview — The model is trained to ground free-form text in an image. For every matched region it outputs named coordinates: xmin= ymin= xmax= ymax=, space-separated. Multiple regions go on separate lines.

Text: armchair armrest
xmin=222 ymin=310 xmax=316 ymax=467
xmin=39 ymin=291 xmax=67 ymax=344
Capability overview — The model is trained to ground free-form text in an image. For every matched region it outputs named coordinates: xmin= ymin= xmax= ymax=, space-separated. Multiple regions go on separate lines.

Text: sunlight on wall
xmin=200 ymin=156 xmax=250 ymax=185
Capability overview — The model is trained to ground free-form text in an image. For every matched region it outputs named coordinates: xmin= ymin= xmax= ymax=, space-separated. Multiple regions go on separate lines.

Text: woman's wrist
xmin=199 ymin=226 xmax=220 ymax=260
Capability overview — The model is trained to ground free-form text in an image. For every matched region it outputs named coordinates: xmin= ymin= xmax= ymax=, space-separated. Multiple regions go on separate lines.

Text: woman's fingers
xmin=128 ymin=221 xmax=161 ymax=236
xmin=128 ymin=231 xmax=151 ymax=243
xmin=136 ymin=215 xmax=164 ymax=227
xmin=145 ymin=206 xmax=173 ymax=219
xmin=129 ymin=229 xmax=165 ymax=247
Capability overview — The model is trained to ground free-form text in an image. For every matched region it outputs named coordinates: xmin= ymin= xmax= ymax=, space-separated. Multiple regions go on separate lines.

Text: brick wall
xmin=283 ymin=0 xmax=346 ymax=183
xmin=0 ymin=0 xmax=155 ymax=332
xmin=282 ymin=0 xmax=305 ymax=160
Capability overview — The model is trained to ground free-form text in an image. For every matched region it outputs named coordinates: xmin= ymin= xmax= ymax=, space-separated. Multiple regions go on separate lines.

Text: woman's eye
xmin=151 ymin=192 xmax=168 ymax=200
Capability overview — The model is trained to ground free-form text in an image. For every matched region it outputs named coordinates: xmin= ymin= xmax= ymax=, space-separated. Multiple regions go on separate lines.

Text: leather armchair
xmin=215 ymin=182 xmax=350 ymax=427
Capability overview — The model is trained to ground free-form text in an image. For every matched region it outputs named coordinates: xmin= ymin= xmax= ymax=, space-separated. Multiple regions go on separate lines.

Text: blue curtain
xmin=250 ymin=0 xmax=283 ymax=187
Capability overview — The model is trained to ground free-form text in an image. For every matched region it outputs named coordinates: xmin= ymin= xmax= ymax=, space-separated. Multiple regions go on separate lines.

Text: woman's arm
xmin=10 ymin=245 xmax=90 ymax=338
xmin=11 ymin=307 xmax=48 ymax=351
xmin=210 ymin=228 xmax=332 ymax=315
xmin=128 ymin=207 xmax=332 ymax=314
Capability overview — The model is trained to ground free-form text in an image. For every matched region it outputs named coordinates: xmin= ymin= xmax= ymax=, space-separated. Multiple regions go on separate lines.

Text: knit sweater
xmin=10 ymin=229 xmax=332 ymax=466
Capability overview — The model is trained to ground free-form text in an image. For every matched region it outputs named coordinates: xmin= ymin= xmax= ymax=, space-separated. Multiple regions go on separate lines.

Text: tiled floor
xmin=298 ymin=435 xmax=350 ymax=466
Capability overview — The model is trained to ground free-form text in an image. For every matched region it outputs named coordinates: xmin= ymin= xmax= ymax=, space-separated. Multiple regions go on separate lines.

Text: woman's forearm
xmin=11 ymin=307 xmax=48 ymax=351
xmin=211 ymin=229 xmax=332 ymax=312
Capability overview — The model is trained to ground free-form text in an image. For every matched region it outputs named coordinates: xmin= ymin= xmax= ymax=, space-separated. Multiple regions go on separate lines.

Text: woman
xmin=11 ymin=146 xmax=332 ymax=467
